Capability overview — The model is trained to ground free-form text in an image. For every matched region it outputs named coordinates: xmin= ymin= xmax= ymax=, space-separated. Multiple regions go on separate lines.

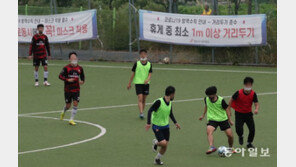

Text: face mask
xmin=244 ymin=87 xmax=252 ymax=91
xmin=140 ymin=57 xmax=147 ymax=61
xmin=71 ymin=60 xmax=78 ymax=66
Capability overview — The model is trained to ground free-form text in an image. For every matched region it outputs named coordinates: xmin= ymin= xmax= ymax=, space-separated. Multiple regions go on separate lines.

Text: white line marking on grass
xmin=18 ymin=115 xmax=106 ymax=155
xmin=19 ymin=92 xmax=277 ymax=117
xmin=19 ymin=63 xmax=276 ymax=74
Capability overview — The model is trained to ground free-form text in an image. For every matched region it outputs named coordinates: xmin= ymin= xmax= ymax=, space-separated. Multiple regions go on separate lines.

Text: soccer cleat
xmin=154 ymin=159 xmax=164 ymax=165
xmin=239 ymin=136 xmax=244 ymax=145
xmin=228 ymin=147 xmax=237 ymax=154
xmin=247 ymin=143 xmax=255 ymax=148
xmin=60 ymin=112 xmax=65 ymax=120
xmin=34 ymin=82 xmax=39 ymax=87
xmin=69 ymin=120 xmax=76 ymax=126
xmin=139 ymin=113 xmax=144 ymax=120
xmin=43 ymin=81 xmax=51 ymax=86
xmin=206 ymin=146 xmax=217 ymax=154
xmin=152 ymin=139 xmax=158 ymax=152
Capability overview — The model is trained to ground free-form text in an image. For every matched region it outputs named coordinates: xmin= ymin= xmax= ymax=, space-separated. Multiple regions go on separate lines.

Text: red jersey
xmin=59 ymin=64 xmax=85 ymax=93
xmin=231 ymin=89 xmax=255 ymax=113
xmin=29 ymin=33 xmax=51 ymax=59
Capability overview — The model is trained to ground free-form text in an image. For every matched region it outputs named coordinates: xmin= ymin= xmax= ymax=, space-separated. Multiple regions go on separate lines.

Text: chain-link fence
xmin=18 ymin=0 xmax=277 ymax=65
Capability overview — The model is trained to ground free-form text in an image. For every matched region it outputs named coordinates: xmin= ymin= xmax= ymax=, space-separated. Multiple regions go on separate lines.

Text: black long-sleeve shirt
xmin=59 ymin=64 xmax=85 ymax=93
xmin=147 ymin=97 xmax=177 ymax=125
xmin=29 ymin=33 xmax=51 ymax=59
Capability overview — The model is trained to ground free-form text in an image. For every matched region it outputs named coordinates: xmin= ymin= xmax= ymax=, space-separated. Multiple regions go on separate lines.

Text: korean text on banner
xmin=139 ymin=10 xmax=267 ymax=47
xmin=18 ymin=9 xmax=98 ymax=43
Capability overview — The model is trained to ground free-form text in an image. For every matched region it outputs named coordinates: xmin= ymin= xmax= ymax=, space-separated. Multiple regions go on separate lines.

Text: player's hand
xmin=79 ymin=81 xmax=84 ymax=85
xmin=254 ymin=109 xmax=258 ymax=115
xmin=175 ymin=123 xmax=181 ymax=130
xmin=144 ymin=80 xmax=149 ymax=84
xmin=229 ymin=120 xmax=234 ymax=126
xmin=67 ymin=78 xmax=75 ymax=82
xmin=145 ymin=124 xmax=151 ymax=131
xmin=28 ymin=56 xmax=33 ymax=60
xmin=199 ymin=115 xmax=204 ymax=121
xmin=127 ymin=83 xmax=131 ymax=90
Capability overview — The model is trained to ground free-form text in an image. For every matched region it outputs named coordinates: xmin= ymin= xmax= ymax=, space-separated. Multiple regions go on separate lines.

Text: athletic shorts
xmin=135 ymin=84 xmax=149 ymax=95
xmin=207 ymin=120 xmax=230 ymax=131
xmin=33 ymin=57 xmax=48 ymax=66
xmin=153 ymin=126 xmax=170 ymax=142
xmin=64 ymin=92 xmax=80 ymax=103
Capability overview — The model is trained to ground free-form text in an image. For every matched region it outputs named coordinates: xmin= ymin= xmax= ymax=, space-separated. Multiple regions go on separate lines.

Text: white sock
xmin=63 ymin=106 xmax=68 ymax=113
xmin=70 ymin=106 xmax=78 ymax=121
xmin=44 ymin=71 xmax=48 ymax=81
xmin=34 ymin=71 xmax=39 ymax=81
xmin=155 ymin=152 xmax=163 ymax=159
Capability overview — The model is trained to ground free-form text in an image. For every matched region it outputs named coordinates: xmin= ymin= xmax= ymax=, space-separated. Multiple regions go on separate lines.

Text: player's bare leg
xmin=34 ymin=66 xmax=39 ymax=86
xmin=154 ymin=140 xmax=168 ymax=165
xmin=142 ymin=94 xmax=148 ymax=114
xmin=137 ymin=94 xmax=144 ymax=119
xmin=206 ymin=126 xmax=217 ymax=154
xmin=225 ymin=128 xmax=236 ymax=153
xmin=43 ymin=65 xmax=50 ymax=86
xmin=69 ymin=101 xmax=78 ymax=125
xmin=60 ymin=103 xmax=71 ymax=120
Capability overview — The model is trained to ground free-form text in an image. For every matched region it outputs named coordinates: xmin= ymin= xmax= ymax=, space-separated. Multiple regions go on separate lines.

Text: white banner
xmin=139 ymin=10 xmax=267 ymax=47
xmin=18 ymin=10 xmax=97 ymax=43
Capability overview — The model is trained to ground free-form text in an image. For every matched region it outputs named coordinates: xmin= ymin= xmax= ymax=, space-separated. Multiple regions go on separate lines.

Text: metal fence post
xmin=131 ymin=0 xmax=140 ymax=52
xmin=88 ymin=0 xmax=92 ymax=51
xmin=52 ymin=0 xmax=63 ymax=57
xmin=128 ymin=0 xmax=132 ymax=56
xmin=113 ymin=7 xmax=116 ymax=50
xmin=25 ymin=4 xmax=28 ymax=15
xmin=79 ymin=6 xmax=83 ymax=50
xmin=255 ymin=0 xmax=259 ymax=64
xmin=227 ymin=0 xmax=231 ymax=15
xmin=50 ymin=0 xmax=55 ymax=59
xmin=169 ymin=0 xmax=173 ymax=63
xmin=211 ymin=0 xmax=218 ymax=64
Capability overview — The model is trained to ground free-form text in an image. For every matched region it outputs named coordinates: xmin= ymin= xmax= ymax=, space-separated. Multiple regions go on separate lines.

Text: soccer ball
xmin=217 ymin=146 xmax=229 ymax=157
xmin=163 ymin=57 xmax=170 ymax=64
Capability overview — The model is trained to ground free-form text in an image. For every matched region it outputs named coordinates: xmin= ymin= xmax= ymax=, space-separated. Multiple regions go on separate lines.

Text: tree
xmin=247 ymin=0 xmax=252 ymax=14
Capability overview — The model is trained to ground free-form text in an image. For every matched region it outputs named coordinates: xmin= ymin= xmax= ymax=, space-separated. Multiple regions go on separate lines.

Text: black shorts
xmin=135 ymin=84 xmax=149 ymax=95
xmin=207 ymin=120 xmax=230 ymax=131
xmin=33 ymin=57 xmax=48 ymax=66
xmin=64 ymin=92 xmax=80 ymax=103
xmin=153 ymin=127 xmax=170 ymax=142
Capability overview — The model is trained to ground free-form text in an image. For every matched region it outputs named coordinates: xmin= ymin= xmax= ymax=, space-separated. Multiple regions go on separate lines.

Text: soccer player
xmin=199 ymin=86 xmax=235 ymax=154
xmin=228 ymin=77 xmax=259 ymax=148
xmin=28 ymin=24 xmax=51 ymax=86
xmin=59 ymin=52 xmax=85 ymax=125
xmin=145 ymin=86 xmax=181 ymax=165
xmin=127 ymin=49 xmax=152 ymax=119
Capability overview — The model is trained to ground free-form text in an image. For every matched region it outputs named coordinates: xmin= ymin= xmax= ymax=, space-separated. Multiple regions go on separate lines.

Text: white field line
xmin=18 ymin=63 xmax=276 ymax=74
xmin=19 ymin=92 xmax=277 ymax=117
xmin=18 ymin=115 xmax=107 ymax=155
